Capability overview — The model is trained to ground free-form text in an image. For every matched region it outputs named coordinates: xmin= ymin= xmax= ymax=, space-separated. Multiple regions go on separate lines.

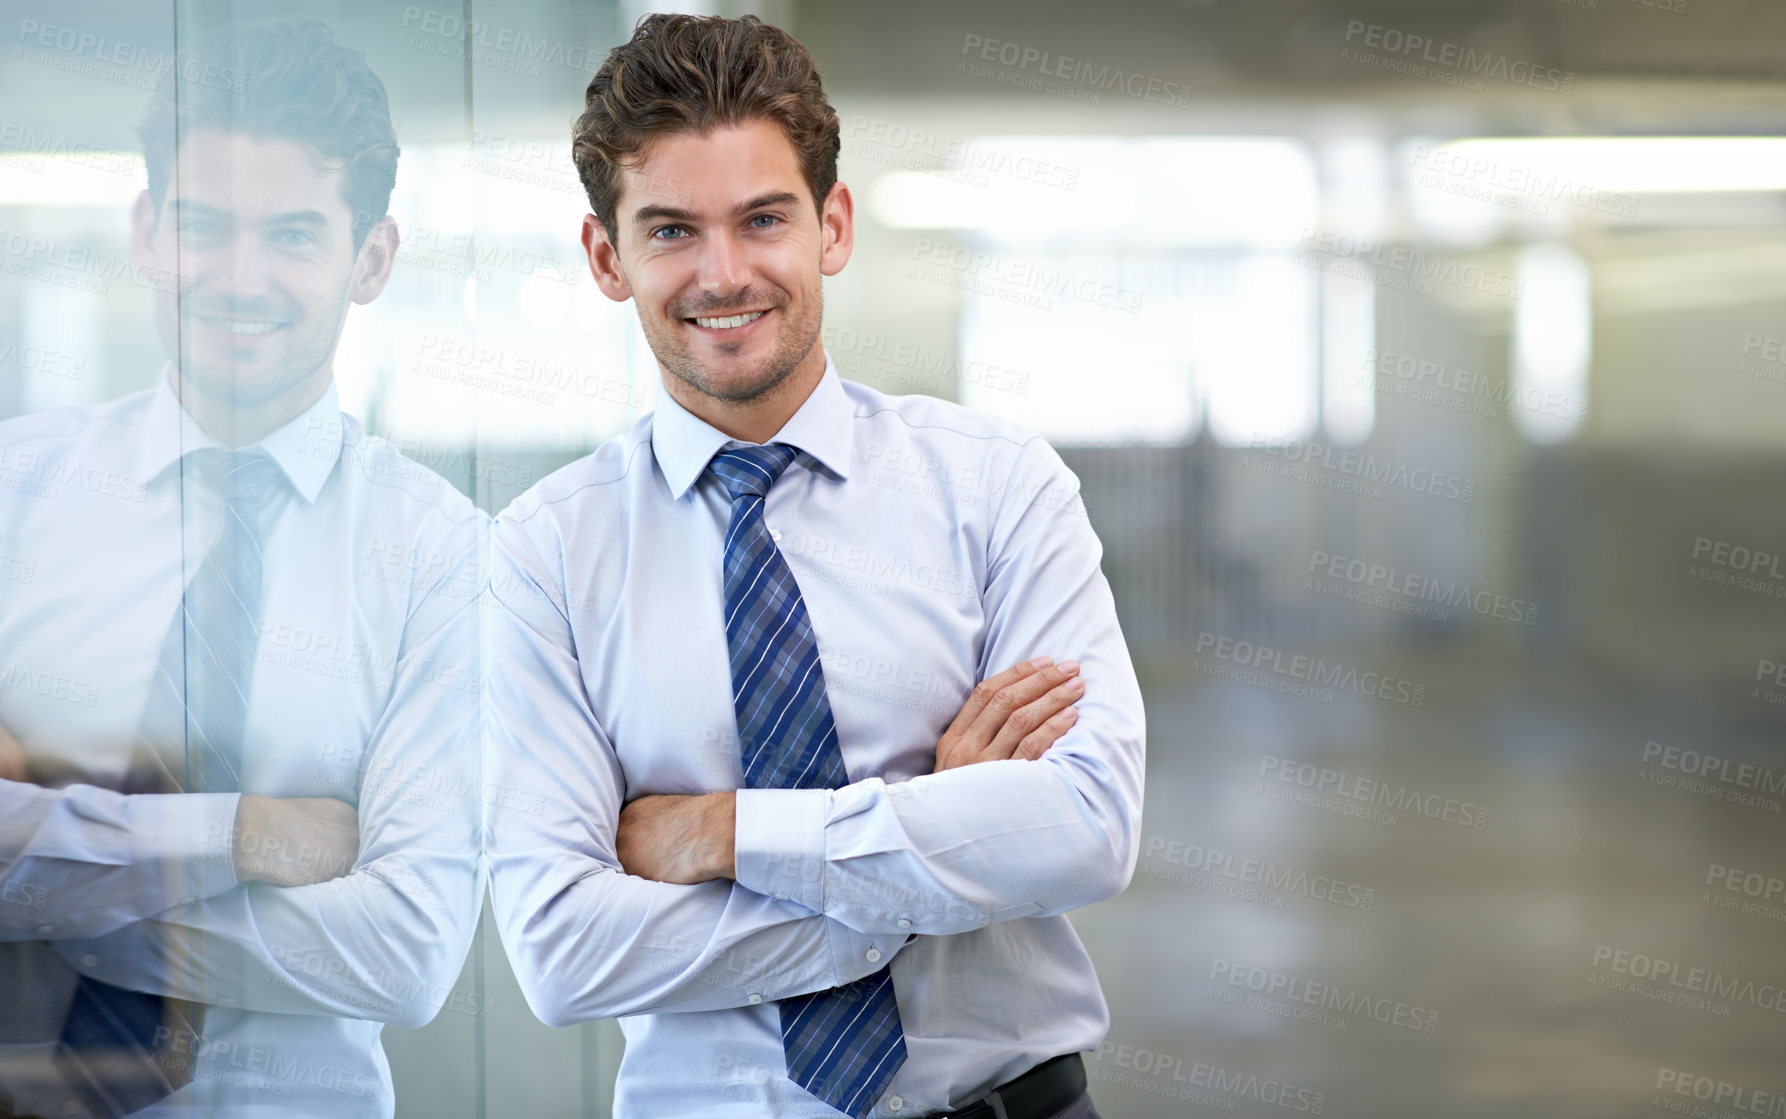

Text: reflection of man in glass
xmin=0 ymin=20 xmax=481 ymax=1118
xmin=486 ymin=14 xmax=1142 ymax=1119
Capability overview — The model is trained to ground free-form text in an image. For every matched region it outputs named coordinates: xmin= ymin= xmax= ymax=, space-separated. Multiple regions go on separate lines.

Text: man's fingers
xmin=962 ymin=659 xmax=1080 ymax=749
xmin=1016 ymin=707 xmax=1079 ymax=761
xmin=985 ymin=675 xmax=1085 ymax=761
xmin=941 ymin=657 xmax=1051 ymax=741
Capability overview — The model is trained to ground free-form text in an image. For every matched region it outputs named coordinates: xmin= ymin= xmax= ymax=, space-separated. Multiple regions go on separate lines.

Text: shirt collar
xmin=136 ymin=366 xmax=343 ymax=504
xmin=650 ymin=353 xmax=854 ymax=500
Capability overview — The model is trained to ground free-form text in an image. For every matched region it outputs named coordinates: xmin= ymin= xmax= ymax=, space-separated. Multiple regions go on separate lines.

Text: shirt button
xmin=887 ymin=1095 xmax=904 ymax=1112
xmin=748 ymin=993 xmax=763 ymax=1005
xmin=865 ymin=948 xmax=882 ymax=964
xmin=81 ymin=954 xmax=100 ymax=968
xmin=774 ymin=893 xmax=789 ymax=901
xmin=769 ymin=528 xmax=783 ymax=543
xmin=896 ymin=919 xmax=912 ymax=930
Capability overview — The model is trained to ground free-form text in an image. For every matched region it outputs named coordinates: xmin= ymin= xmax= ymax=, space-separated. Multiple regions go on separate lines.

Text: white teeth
xmin=693 ymin=311 xmax=765 ymax=330
xmin=209 ymin=319 xmax=281 ymax=335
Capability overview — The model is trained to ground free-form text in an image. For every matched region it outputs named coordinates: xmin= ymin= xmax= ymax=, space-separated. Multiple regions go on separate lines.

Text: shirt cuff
xmin=127 ymin=792 xmax=241 ymax=910
xmin=733 ymin=787 xmax=829 ymax=915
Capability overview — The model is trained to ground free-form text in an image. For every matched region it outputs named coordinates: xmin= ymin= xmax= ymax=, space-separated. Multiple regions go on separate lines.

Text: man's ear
xmin=349 ymin=215 xmax=399 ymax=305
xmin=129 ymin=190 xmax=164 ymax=290
xmin=818 ymin=180 xmax=854 ymax=278
xmin=582 ymin=213 xmax=633 ymax=303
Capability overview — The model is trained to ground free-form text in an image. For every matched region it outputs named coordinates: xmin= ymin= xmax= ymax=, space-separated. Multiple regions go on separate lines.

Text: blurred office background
xmin=4 ymin=0 xmax=1785 ymax=1115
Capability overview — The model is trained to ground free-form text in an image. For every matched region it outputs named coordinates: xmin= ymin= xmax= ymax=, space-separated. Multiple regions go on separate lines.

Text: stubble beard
xmin=647 ymin=286 xmax=823 ymax=405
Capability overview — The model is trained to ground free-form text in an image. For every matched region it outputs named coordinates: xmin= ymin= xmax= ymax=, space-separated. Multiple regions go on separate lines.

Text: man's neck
xmin=169 ymin=366 xmax=331 ymax=449
xmin=664 ymin=345 xmax=827 ymax=446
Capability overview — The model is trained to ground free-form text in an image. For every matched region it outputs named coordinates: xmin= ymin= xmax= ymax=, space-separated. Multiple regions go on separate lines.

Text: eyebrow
xmin=172 ymin=201 xmax=332 ymax=227
xmin=629 ymin=191 xmax=803 ymax=227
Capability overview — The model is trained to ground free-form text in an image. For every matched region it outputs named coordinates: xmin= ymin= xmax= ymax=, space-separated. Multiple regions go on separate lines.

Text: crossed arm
xmin=614 ymin=657 xmax=1086 ymax=886
xmin=7 ymin=522 xmax=484 ymax=1029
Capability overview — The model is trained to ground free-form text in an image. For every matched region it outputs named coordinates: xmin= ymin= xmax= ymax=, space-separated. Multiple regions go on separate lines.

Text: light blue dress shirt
xmin=486 ymin=356 xmax=1146 ymax=1118
xmin=0 ymin=374 xmax=484 ymax=1117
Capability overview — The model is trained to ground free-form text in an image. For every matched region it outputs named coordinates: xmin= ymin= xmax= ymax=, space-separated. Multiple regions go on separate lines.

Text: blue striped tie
xmin=709 ymin=443 xmax=907 ymax=1118
xmin=56 ymin=449 xmax=286 ymax=1118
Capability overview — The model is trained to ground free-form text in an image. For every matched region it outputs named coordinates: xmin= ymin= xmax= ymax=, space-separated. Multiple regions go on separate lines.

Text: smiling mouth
xmin=688 ymin=310 xmax=766 ymax=331
xmin=196 ymin=315 xmax=289 ymax=336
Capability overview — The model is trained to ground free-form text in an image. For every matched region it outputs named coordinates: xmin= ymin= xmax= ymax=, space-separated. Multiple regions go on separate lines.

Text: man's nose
xmin=221 ymin=232 xmax=274 ymax=296
xmin=693 ymin=231 xmax=751 ymax=297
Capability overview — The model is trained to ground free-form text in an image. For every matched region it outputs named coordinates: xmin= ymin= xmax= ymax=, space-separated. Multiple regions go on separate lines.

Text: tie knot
xmin=708 ymin=443 xmax=799 ymax=501
xmin=187 ymin=448 xmax=286 ymax=508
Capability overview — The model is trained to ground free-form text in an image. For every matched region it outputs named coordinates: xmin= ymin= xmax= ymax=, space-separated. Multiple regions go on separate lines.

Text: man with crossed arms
xmin=485 ymin=14 xmax=1144 ymax=1119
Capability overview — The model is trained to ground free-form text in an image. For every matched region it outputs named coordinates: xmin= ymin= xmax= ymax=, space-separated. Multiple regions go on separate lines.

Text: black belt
xmin=941 ymin=1053 xmax=1087 ymax=1119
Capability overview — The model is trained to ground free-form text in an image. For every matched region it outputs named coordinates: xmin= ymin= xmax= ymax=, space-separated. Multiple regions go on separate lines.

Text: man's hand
xmin=933 ymin=657 xmax=1083 ymax=772
xmin=233 ymin=796 xmax=361 ymax=887
xmin=0 ymin=721 xmax=26 ymax=783
xmin=615 ymin=791 xmax=735 ymax=885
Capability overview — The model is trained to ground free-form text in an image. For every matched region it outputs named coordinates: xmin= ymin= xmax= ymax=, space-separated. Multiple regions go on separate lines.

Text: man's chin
xmin=687 ymin=366 xmax=789 ymax=404
xmin=175 ymin=358 xmax=320 ymax=407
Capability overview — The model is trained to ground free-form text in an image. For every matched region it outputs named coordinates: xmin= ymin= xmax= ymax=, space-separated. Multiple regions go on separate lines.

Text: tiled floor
xmin=1071 ymin=645 xmax=1786 ymax=1117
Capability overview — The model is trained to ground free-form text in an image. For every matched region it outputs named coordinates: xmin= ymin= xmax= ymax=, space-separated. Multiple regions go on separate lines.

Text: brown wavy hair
xmin=572 ymin=14 xmax=840 ymax=240
xmin=138 ymin=20 xmax=398 ymax=250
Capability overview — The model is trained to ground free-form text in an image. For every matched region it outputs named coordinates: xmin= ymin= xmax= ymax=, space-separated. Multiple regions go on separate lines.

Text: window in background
xmin=1512 ymin=242 xmax=1591 ymax=444
xmin=874 ymin=136 xmax=1344 ymax=446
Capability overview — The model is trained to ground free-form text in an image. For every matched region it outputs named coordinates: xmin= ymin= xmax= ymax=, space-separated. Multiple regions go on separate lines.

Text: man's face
xmin=133 ymin=129 xmax=375 ymax=408
xmin=588 ymin=119 xmax=850 ymax=404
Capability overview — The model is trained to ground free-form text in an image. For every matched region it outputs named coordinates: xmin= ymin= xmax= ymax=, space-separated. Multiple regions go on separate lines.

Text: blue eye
xmin=272 ymin=229 xmax=314 ymax=246
xmin=652 ymin=225 xmax=688 ymax=241
xmin=750 ymin=214 xmax=779 ymax=229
